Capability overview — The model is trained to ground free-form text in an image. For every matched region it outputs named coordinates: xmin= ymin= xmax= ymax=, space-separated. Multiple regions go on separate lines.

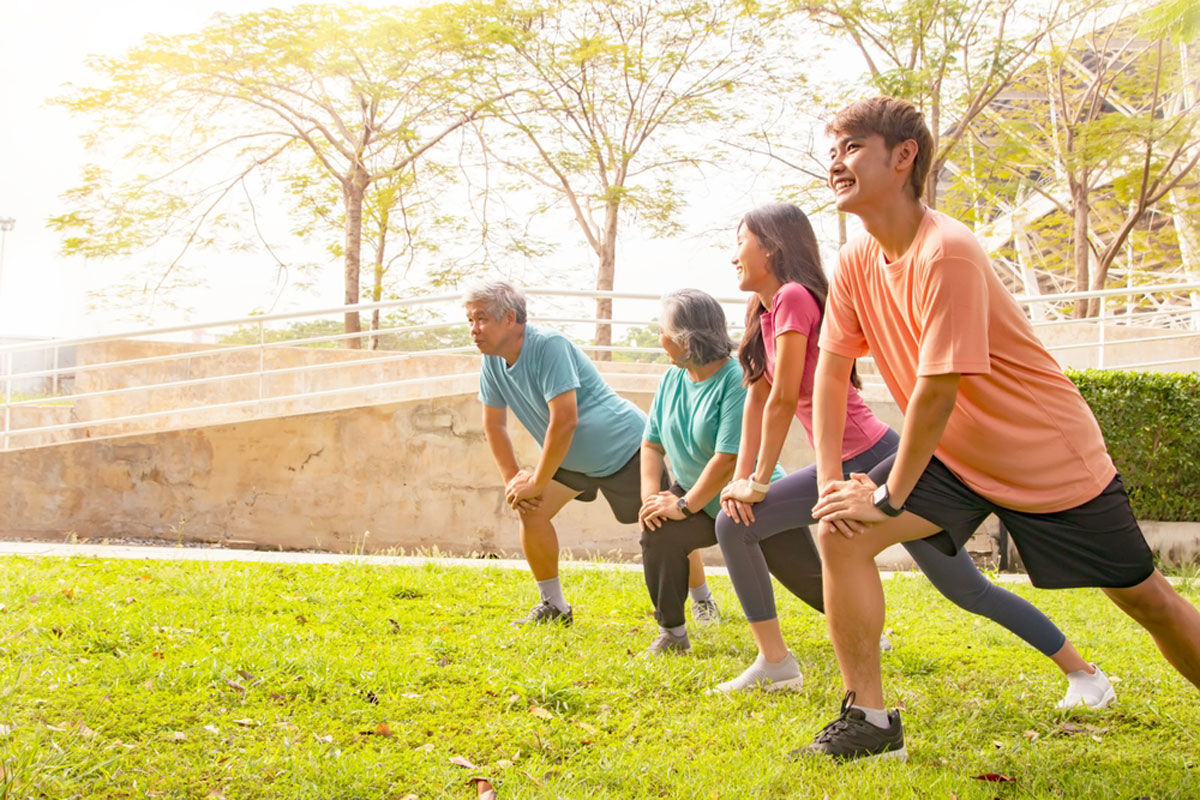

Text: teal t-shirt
xmin=644 ymin=359 xmax=785 ymax=518
xmin=478 ymin=325 xmax=646 ymax=477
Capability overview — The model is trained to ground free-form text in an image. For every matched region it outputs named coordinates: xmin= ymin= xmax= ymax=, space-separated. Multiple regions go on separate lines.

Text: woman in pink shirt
xmin=713 ymin=203 xmax=1111 ymax=709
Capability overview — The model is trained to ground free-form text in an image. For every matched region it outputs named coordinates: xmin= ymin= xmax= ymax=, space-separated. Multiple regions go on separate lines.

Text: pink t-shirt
xmin=760 ymin=282 xmax=890 ymax=461
xmin=820 ymin=210 xmax=1115 ymax=513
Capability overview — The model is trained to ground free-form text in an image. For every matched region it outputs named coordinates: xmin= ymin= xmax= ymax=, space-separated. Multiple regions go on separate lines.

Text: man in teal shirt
xmin=466 ymin=280 xmax=654 ymax=626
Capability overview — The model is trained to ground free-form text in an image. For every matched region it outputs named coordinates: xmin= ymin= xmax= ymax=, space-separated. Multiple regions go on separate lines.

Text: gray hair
xmin=660 ymin=289 xmax=735 ymax=367
xmin=463 ymin=280 xmax=527 ymax=324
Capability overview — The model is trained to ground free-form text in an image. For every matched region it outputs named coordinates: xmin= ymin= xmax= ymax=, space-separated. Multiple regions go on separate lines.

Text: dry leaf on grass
xmin=417 ymin=742 xmax=436 ymax=752
xmin=450 ymin=756 xmax=479 ymax=769
xmin=224 ymin=679 xmax=247 ymax=693
xmin=232 ymin=719 xmax=259 ymax=728
xmin=0 ymin=724 xmax=13 ymax=737
xmin=361 ymin=723 xmax=394 ymax=737
xmin=169 ymin=731 xmax=187 ymax=741
xmin=204 ymin=725 xmax=220 ymax=735
xmin=236 ymin=669 xmax=257 ymax=683
xmin=314 ymin=734 xmax=333 ymax=744
xmin=529 ymin=706 xmax=553 ymax=720
xmin=470 ymin=777 xmax=498 ymax=799
xmin=972 ymin=773 xmax=1016 ymax=782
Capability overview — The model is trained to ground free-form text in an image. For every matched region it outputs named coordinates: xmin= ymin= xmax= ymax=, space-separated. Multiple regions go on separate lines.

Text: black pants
xmin=640 ymin=485 xmax=824 ymax=629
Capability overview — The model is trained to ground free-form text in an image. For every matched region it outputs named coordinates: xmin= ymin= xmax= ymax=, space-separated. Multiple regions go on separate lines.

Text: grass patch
xmin=0 ymin=558 xmax=1197 ymax=798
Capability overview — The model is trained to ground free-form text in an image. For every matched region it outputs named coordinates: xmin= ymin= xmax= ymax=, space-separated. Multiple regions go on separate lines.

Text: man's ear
xmin=892 ymin=139 xmax=919 ymax=172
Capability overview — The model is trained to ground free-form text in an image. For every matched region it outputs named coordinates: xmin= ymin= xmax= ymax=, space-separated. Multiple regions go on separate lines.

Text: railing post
xmin=1097 ymin=293 xmax=1107 ymax=369
xmin=3 ymin=350 xmax=11 ymax=451
xmin=52 ymin=344 xmax=60 ymax=397
xmin=257 ymin=319 xmax=266 ymax=413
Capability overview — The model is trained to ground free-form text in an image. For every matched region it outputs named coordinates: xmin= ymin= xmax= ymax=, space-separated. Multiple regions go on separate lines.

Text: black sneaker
xmin=793 ymin=690 xmax=907 ymax=762
xmin=512 ymin=600 xmax=573 ymax=627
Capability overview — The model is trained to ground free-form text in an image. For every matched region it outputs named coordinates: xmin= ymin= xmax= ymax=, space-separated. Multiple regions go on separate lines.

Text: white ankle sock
xmin=536 ymin=577 xmax=569 ymax=612
xmin=852 ymin=705 xmax=891 ymax=729
xmin=663 ymin=624 xmax=688 ymax=638
xmin=689 ymin=582 xmax=712 ymax=603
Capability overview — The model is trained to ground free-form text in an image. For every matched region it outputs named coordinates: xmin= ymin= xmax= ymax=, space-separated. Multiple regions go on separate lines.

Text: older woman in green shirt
xmin=638 ymin=289 xmax=822 ymax=654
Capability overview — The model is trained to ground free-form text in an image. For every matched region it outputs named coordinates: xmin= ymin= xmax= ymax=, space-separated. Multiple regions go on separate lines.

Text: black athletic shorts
xmin=866 ymin=454 xmax=1155 ymax=590
xmin=553 ymin=450 xmax=668 ymax=525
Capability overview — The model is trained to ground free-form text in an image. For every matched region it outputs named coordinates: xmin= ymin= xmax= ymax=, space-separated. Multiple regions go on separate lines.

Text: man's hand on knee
xmin=506 ymin=469 xmax=544 ymax=512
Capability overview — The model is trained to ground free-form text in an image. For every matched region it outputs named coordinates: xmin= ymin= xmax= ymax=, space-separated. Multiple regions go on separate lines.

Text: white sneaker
xmin=711 ymin=652 xmax=803 ymax=694
xmin=1056 ymin=663 xmax=1116 ymax=709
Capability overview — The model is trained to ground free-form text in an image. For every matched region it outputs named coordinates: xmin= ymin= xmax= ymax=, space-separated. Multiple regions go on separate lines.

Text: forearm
xmin=751 ymin=393 xmax=795 ymax=484
xmin=813 ymin=354 xmax=850 ymax=490
xmin=734 ymin=384 xmax=766 ymax=479
xmin=640 ymin=442 xmax=667 ymax=500
xmin=531 ymin=418 xmax=577 ymax=489
xmin=684 ymin=452 xmax=737 ymax=511
xmin=483 ymin=425 xmax=521 ymax=484
xmin=886 ymin=375 xmax=959 ymax=506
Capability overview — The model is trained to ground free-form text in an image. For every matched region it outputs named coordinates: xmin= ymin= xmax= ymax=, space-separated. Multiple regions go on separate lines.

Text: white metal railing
xmin=2 ymin=283 xmax=1198 ymax=451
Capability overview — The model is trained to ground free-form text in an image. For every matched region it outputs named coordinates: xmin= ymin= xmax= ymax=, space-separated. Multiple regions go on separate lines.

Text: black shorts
xmin=866 ymin=455 xmax=1155 ymax=590
xmin=553 ymin=451 xmax=668 ymax=525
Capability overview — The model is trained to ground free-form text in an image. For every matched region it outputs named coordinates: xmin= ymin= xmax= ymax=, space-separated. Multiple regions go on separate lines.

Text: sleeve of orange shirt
xmin=818 ymin=247 xmax=870 ymax=359
xmin=914 ymin=255 xmax=992 ymax=377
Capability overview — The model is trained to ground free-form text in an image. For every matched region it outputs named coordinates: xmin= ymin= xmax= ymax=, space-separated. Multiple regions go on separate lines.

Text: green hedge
xmin=1068 ymin=369 xmax=1200 ymax=521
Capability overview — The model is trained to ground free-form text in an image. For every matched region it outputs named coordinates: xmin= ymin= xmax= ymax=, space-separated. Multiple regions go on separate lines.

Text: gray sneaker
xmin=711 ymin=652 xmax=803 ymax=693
xmin=692 ymin=597 xmax=721 ymax=625
xmin=513 ymin=600 xmax=573 ymax=627
xmin=794 ymin=690 xmax=907 ymax=762
xmin=646 ymin=630 xmax=691 ymax=655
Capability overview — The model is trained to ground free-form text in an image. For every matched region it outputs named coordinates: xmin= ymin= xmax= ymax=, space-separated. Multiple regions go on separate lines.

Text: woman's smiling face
xmin=732 ymin=223 xmax=773 ymax=293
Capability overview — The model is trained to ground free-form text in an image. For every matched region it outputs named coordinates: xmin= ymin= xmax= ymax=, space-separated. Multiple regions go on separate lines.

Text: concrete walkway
xmin=0 ymin=540 xmax=1054 ymax=584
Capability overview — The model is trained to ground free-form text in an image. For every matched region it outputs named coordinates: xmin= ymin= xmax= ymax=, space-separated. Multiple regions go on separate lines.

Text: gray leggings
xmin=713 ymin=429 xmax=1067 ymax=656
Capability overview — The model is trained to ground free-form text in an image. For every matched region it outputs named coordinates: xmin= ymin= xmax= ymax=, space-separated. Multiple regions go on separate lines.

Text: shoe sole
xmin=852 ymin=745 xmax=908 ymax=763
xmin=1057 ymin=686 xmax=1116 ymax=710
xmin=711 ymin=674 xmax=804 ymax=694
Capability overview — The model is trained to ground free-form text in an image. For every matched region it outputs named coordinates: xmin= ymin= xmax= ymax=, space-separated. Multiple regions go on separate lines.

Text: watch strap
xmin=747 ymin=478 xmax=771 ymax=495
xmin=676 ymin=495 xmax=695 ymax=518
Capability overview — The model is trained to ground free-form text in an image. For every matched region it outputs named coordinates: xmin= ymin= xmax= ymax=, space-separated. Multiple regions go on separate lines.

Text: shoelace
xmin=813 ymin=690 xmax=857 ymax=742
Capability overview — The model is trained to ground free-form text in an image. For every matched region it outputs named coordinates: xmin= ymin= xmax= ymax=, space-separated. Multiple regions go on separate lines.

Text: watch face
xmin=872 ymin=484 xmax=887 ymax=505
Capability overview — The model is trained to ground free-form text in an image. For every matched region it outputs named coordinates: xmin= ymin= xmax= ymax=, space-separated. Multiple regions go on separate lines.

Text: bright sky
xmin=0 ymin=1 xmax=852 ymax=341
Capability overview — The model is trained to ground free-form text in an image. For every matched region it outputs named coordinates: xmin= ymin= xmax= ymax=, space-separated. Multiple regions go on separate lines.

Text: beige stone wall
xmin=0 ymin=388 xmax=902 ymax=558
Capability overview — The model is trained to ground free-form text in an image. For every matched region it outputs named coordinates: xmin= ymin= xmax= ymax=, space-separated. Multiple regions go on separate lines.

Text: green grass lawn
xmin=0 ymin=557 xmax=1197 ymax=799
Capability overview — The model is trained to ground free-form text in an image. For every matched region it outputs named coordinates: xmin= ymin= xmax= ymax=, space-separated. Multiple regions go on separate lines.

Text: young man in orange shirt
xmin=804 ymin=96 xmax=1200 ymax=762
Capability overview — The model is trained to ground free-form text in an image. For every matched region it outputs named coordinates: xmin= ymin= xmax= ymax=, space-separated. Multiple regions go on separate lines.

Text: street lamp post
xmin=0 ymin=217 xmax=14 ymax=298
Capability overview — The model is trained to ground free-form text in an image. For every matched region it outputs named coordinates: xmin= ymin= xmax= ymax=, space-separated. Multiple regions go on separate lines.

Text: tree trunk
xmin=370 ymin=210 xmax=388 ymax=351
xmin=593 ymin=199 xmax=620 ymax=361
xmin=1070 ymin=178 xmax=1091 ymax=318
xmin=925 ymin=96 xmax=940 ymax=209
xmin=343 ymin=168 xmax=369 ymax=349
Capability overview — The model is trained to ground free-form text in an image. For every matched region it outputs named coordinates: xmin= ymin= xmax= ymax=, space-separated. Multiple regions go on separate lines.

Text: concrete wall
xmin=3 ymin=387 xmax=900 ymax=558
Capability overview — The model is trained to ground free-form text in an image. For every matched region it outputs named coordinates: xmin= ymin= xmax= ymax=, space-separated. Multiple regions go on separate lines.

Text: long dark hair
xmin=736 ymin=203 xmax=861 ymax=389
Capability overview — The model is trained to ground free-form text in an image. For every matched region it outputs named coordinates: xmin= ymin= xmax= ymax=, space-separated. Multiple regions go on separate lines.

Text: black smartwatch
xmin=872 ymin=484 xmax=903 ymax=517
xmin=676 ymin=496 xmax=695 ymax=518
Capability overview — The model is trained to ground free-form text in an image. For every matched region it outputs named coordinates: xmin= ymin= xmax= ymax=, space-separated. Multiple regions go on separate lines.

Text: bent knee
xmin=815 ymin=524 xmax=874 ymax=561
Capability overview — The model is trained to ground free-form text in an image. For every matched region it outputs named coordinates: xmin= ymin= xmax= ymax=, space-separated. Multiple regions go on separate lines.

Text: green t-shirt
xmin=644 ymin=359 xmax=785 ymax=518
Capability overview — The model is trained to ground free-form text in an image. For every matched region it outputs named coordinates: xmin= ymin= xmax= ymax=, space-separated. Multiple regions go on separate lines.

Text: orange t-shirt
xmin=819 ymin=210 xmax=1115 ymax=513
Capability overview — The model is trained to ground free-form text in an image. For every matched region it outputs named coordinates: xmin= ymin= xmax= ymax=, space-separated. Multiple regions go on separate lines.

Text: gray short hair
xmin=660 ymin=289 xmax=735 ymax=367
xmin=463 ymin=280 xmax=527 ymax=324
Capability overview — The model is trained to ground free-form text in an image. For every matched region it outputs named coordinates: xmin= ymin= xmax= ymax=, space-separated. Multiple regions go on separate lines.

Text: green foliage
xmin=1068 ymin=369 xmax=1200 ymax=521
xmin=50 ymin=4 xmax=501 ymax=326
xmin=0 ymin=557 xmax=1197 ymax=797
xmin=612 ymin=323 xmax=669 ymax=363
